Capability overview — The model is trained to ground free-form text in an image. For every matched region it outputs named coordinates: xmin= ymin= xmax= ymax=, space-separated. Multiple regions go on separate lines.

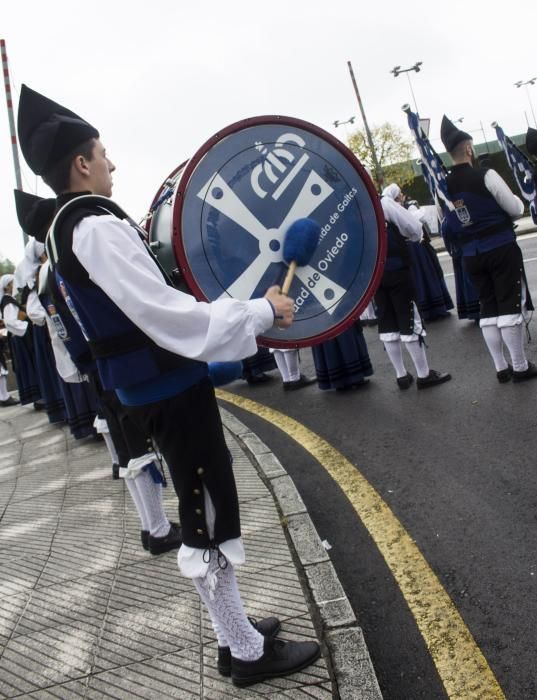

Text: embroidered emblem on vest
xmin=47 ymin=303 xmax=70 ymax=341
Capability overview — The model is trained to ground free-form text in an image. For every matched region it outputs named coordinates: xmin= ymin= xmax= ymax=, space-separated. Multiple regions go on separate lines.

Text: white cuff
xmin=248 ymin=298 xmax=276 ymax=336
xmin=177 ymin=538 xmax=246 ymax=578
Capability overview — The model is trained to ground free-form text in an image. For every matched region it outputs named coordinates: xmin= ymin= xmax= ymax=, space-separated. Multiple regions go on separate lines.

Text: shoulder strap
xmin=46 ymin=194 xmax=174 ymax=287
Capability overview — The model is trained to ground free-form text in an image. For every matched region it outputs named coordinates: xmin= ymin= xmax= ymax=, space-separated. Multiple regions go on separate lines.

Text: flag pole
xmin=1 ymin=39 xmax=27 ymax=245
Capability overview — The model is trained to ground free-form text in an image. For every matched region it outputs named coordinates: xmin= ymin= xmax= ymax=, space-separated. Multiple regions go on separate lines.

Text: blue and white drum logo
xmin=174 ymin=117 xmax=384 ymax=347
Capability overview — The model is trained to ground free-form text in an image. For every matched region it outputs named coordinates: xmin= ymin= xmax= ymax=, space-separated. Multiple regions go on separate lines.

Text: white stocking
xmin=404 ymin=340 xmax=430 ymax=378
xmin=383 ymin=340 xmax=407 ymax=378
xmin=0 ymin=376 xmax=9 ymax=401
xmin=481 ymin=325 xmax=508 ymax=371
xmin=133 ymin=468 xmax=170 ymax=537
xmin=124 ymin=478 xmax=150 ymax=531
xmin=500 ymin=324 xmax=528 ymax=372
xmin=193 ymin=553 xmax=264 ymax=661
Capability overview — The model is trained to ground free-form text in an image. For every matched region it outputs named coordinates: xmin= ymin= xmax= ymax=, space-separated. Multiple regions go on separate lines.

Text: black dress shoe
xmin=231 ymin=636 xmax=321 ymax=687
xmin=140 ymin=530 xmax=150 ymax=551
xmin=335 ymin=378 xmax=370 ymax=392
xmin=148 ymin=522 xmax=182 ymax=555
xmin=512 ymin=361 xmax=537 ymax=383
xmin=496 ymin=365 xmax=513 ymax=384
xmin=246 ymin=372 xmax=272 ymax=385
xmin=396 ymin=373 xmax=414 ymax=390
xmin=0 ymin=396 xmax=19 ymax=407
xmin=33 ymin=400 xmax=46 ymax=411
xmin=217 ymin=616 xmax=281 ymax=676
xmin=283 ymin=374 xmax=316 ymax=391
xmin=416 ymin=370 xmax=452 ymax=389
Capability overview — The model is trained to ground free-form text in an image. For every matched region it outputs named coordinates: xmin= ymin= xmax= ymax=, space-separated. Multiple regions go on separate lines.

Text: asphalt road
xmin=222 ymin=234 xmax=537 ymax=700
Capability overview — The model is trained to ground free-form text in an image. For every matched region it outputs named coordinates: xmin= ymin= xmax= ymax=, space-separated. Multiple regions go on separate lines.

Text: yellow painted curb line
xmin=217 ymin=389 xmax=505 ymax=700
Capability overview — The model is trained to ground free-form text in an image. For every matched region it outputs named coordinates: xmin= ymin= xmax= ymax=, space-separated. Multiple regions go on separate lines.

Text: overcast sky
xmin=1 ymin=0 xmax=535 ymax=263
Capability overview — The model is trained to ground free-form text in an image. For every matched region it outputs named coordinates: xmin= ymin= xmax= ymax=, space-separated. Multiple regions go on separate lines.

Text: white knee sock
xmin=125 ymin=478 xmax=150 ymax=531
xmin=481 ymin=325 xmax=508 ymax=371
xmin=404 ymin=340 xmax=430 ymax=378
xmin=383 ymin=340 xmax=407 ymax=378
xmin=273 ymin=350 xmax=292 ymax=382
xmin=500 ymin=324 xmax=528 ymax=372
xmin=102 ymin=431 xmax=119 ymax=465
xmin=0 ymin=376 xmax=9 ymax=401
xmin=133 ymin=468 xmax=170 ymax=537
xmin=193 ymin=554 xmax=264 ymax=661
xmin=283 ymin=350 xmax=300 ymax=382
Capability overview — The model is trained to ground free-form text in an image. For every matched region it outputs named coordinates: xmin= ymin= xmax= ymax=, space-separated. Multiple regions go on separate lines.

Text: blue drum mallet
xmin=281 ymin=218 xmax=320 ymax=295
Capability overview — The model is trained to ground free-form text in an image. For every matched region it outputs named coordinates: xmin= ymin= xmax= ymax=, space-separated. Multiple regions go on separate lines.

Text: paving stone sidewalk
xmin=0 ymin=400 xmax=381 ymax=699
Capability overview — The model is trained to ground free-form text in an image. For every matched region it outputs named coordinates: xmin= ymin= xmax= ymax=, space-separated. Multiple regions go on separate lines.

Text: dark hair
xmin=42 ymin=138 xmax=96 ymax=194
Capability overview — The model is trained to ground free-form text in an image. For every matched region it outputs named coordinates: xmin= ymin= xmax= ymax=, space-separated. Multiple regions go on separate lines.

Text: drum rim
xmin=172 ymin=114 xmax=386 ymax=348
xmin=144 ymin=159 xmax=189 ymax=239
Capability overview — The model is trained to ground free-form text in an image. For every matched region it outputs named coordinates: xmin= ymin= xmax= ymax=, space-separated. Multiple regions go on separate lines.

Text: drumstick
xmin=281 ymin=218 xmax=320 ymax=296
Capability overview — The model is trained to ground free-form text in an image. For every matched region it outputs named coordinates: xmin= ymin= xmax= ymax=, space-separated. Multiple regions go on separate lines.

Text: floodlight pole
xmin=347 ymin=60 xmax=383 ymax=188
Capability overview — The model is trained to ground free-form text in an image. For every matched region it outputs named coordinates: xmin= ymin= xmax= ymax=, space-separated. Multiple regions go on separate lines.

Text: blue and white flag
xmin=494 ymin=123 xmax=537 ymax=224
xmin=405 ymin=107 xmax=454 ymax=213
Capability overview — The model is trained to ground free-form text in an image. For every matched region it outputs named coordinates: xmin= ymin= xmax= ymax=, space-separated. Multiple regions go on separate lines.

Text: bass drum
xmin=146 ymin=116 xmax=385 ymax=349
xmin=143 ymin=160 xmax=188 ymax=282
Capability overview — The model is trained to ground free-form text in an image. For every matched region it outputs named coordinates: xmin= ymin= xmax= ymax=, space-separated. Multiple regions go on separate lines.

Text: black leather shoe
xmin=512 ymin=362 xmax=537 ymax=383
xmin=0 ymin=396 xmax=19 ymax=407
xmin=246 ymin=372 xmax=272 ymax=385
xmin=231 ymin=636 xmax=321 ymax=687
xmin=140 ymin=530 xmax=150 ymax=551
xmin=283 ymin=374 xmax=316 ymax=391
xmin=33 ymin=400 xmax=46 ymax=411
xmin=396 ymin=373 xmax=414 ymax=390
xmin=217 ymin=616 xmax=281 ymax=676
xmin=148 ymin=522 xmax=182 ymax=555
xmin=416 ymin=370 xmax=451 ymax=389
xmin=496 ymin=365 xmax=512 ymax=384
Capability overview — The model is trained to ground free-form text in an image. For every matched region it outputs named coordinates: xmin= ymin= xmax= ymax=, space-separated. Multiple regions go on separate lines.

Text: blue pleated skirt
xmin=8 ymin=331 xmax=41 ymax=405
xmin=312 ymin=323 xmax=373 ymax=390
xmin=60 ymin=379 xmax=98 ymax=440
xmin=408 ymin=241 xmax=454 ymax=321
xmin=33 ymin=324 xmax=66 ymax=423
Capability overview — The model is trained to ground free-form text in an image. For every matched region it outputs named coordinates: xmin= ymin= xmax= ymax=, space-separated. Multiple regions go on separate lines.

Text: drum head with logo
xmin=172 ymin=116 xmax=385 ymax=348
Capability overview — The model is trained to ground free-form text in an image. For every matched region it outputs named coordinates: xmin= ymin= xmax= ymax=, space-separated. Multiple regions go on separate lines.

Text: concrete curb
xmin=220 ymin=407 xmax=384 ymax=700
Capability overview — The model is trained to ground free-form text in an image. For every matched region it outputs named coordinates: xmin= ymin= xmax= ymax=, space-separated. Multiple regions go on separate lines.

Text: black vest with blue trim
xmin=444 ymin=164 xmax=515 ymax=255
xmin=384 ymin=218 xmax=411 ymax=272
xmin=47 ymin=193 xmax=207 ymax=391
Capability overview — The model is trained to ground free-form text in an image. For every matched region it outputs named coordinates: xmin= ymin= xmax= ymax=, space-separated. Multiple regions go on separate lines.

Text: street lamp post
xmin=347 ymin=60 xmax=383 ymax=188
xmin=391 ymin=61 xmax=423 ymax=114
xmin=514 ymin=78 xmax=537 ymax=127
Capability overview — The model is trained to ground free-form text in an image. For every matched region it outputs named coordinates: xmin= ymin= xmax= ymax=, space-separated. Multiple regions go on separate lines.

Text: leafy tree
xmin=0 ymin=258 xmax=15 ymax=275
xmin=347 ymin=122 xmax=415 ymax=191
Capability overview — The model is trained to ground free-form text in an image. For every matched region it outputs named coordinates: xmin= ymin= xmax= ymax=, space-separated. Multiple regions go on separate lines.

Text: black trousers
xmin=124 ymin=377 xmax=240 ymax=549
xmin=463 ymin=243 xmax=532 ymax=319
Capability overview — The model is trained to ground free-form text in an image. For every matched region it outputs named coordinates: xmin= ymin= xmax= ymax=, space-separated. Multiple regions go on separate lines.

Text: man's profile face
xmin=86 ymin=140 xmax=116 ymax=197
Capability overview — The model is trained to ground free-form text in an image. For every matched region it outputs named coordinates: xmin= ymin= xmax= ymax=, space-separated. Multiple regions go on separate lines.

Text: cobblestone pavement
xmin=0 ymin=402 xmax=333 ymax=699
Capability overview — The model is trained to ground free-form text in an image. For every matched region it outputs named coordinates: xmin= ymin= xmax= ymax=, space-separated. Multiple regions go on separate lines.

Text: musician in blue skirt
xmin=383 ymin=184 xmax=454 ymax=321
xmin=0 ymin=274 xmax=42 ymax=407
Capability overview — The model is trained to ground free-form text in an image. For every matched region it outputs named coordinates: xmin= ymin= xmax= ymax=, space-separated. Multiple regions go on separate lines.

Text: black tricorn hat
xmin=17 ymin=84 xmax=99 ymax=176
xmin=526 ymin=127 xmax=537 ymax=157
xmin=440 ymin=115 xmax=473 ymax=153
xmin=14 ymin=190 xmax=57 ymax=243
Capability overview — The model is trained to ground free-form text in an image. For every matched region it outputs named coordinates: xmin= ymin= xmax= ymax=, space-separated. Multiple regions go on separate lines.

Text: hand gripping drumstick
xmin=281 ymin=218 xmax=320 ymax=296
